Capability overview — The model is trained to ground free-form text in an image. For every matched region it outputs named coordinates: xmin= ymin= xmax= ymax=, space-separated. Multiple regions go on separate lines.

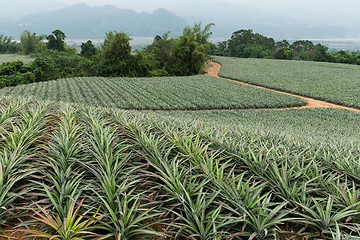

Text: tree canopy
xmin=144 ymin=23 xmax=214 ymax=76
xmin=46 ymin=29 xmax=66 ymax=51
xmin=212 ymin=29 xmax=360 ymax=65
xmin=0 ymin=24 xmax=215 ymax=88
xmin=80 ymin=40 xmax=97 ymax=58
xmin=0 ymin=34 xmax=20 ymax=54
xmin=20 ymin=31 xmax=45 ymax=55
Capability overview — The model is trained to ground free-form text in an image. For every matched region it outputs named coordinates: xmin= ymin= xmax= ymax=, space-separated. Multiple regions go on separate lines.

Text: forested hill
xmin=0 ymin=3 xmax=188 ymax=39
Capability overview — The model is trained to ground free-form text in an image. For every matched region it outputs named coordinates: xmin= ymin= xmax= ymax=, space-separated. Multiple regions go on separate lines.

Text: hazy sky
xmin=46 ymin=0 xmax=359 ymax=13
xmin=2 ymin=0 xmax=359 ymax=13
xmin=1 ymin=0 xmax=359 ymax=28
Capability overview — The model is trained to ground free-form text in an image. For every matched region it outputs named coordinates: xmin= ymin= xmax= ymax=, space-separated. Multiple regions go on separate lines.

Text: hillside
xmin=0 ymin=3 xmax=188 ymax=38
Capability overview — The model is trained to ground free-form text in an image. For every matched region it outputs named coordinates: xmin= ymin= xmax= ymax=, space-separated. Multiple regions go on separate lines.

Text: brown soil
xmin=204 ymin=61 xmax=360 ymax=113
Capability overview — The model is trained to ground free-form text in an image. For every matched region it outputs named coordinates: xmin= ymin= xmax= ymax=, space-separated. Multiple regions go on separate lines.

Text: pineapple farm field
xmin=0 ymin=75 xmax=306 ymax=110
xmin=216 ymin=56 xmax=360 ymax=108
xmin=1 ymin=97 xmax=360 ymax=239
xmin=1 ymin=56 xmax=360 ymax=239
xmin=155 ymin=108 xmax=360 ymax=146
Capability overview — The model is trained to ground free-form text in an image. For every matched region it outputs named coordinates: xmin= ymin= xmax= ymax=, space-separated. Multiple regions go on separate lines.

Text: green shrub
xmin=0 ymin=60 xmax=24 ymax=75
xmin=0 ymin=72 xmax=35 ymax=87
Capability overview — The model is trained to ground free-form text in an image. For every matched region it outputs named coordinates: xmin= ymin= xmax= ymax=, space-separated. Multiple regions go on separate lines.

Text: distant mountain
xmin=0 ymin=3 xmax=188 ymax=39
xmin=2 ymin=1 xmax=359 ymax=41
xmin=169 ymin=1 xmax=360 ymax=40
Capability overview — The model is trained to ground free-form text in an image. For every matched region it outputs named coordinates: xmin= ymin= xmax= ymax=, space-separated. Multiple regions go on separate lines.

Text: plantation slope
xmin=0 ymin=75 xmax=306 ymax=110
xmin=206 ymin=61 xmax=360 ymax=113
xmin=215 ymin=56 xmax=360 ymax=109
xmin=156 ymin=108 xmax=360 ymax=146
xmin=2 ymin=97 xmax=360 ymax=239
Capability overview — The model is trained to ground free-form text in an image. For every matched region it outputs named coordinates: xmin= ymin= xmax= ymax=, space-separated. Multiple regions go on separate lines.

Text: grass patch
xmin=0 ymin=54 xmax=34 ymax=65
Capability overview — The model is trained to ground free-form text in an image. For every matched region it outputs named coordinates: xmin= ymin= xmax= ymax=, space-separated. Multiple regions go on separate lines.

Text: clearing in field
xmin=0 ymin=54 xmax=34 ymax=64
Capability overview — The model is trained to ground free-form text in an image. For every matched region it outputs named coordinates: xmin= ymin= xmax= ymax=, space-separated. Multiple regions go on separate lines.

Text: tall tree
xmin=80 ymin=40 xmax=97 ymax=58
xmin=102 ymin=31 xmax=131 ymax=65
xmin=291 ymin=40 xmax=314 ymax=59
xmin=20 ymin=31 xmax=45 ymax=55
xmin=0 ymin=35 xmax=19 ymax=54
xmin=144 ymin=23 xmax=214 ymax=76
xmin=46 ymin=30 xmax=66 ymax=51
xmin=227 ymin=29 xmax=275 ymax=58
xmin=143 ymin=32 xmax=176 ymax=76
xmin=99 ymin=31 xmax=146 ymax=77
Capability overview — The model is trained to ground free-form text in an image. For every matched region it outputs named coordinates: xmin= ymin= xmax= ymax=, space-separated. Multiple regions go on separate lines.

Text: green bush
xmin=0 ymin=60 xmax=24 ymax=75
xmin=0 ymin=72 xmax=35 ymax=87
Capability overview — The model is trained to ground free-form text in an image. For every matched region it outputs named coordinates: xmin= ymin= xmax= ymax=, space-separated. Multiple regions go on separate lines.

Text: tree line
xmin=0 ymin=23 xmax=213 ymax=88
xmin=211 ymin=29 xmax=360 ymax=65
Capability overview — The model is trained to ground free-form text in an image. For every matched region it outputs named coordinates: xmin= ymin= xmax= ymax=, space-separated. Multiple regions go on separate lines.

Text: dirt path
xmin=205 ymin=61 xmax=360 ymax=113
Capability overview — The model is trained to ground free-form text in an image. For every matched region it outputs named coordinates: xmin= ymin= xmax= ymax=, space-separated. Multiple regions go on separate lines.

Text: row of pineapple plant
xmin=1 ymin=96 xmax=360 ymax=239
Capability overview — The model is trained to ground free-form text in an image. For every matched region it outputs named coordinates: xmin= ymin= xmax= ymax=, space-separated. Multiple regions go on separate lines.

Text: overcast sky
xmin=1 ymin=0 xmax=359 ymax=27
xmin=57 ymin=0 xmax=351 ymax=12
xmin=45 ymin=0 xmax=359 ymax=13
xmin=2 ymin=0 xmax=359 ymax=13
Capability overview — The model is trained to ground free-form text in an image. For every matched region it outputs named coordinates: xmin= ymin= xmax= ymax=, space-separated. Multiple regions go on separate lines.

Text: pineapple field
xmin=0 ymin=75 xmax=306 ymax=110
xmin=216 ymin=56 xmax=360 ymax=108
xmin=1 ymin=57 xmax=360 ymax=239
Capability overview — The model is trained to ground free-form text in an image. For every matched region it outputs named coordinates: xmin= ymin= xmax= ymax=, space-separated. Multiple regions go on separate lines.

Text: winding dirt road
xmin=205 ymin=61 xmax=360 ymax=113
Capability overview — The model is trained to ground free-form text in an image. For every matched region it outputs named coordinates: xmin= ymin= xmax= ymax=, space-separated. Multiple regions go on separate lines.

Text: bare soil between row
xmin=205 ymin=61 xmax=360 ymax=113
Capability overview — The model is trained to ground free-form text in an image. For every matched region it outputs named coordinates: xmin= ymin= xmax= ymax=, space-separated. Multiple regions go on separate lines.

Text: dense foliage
xmin=212 ymin=29 xmax=360 ymax=65
xmin=0 ymin=61 xmax=35 ymax=87
xmin=80 ymin=40 xmax=97 ymax=58
xmin=46 ymin=30 xmax=66 ymax=51
xmin=216 ymin=56 xmax=360 ymax=108
xmin=0 ymin=75 xmax=306 ymax=110
xmin=95 ymin=31 xmax=149 ymax=77
xmin=1 ymin=96 xmax=360 ymax=239
xmin=20 ymin=30 xmax=46 ymax=55
xmin=142 ymin=23 xmax=214 ymax=76
xmin=0 ymin=51 xmax=93 ymax=87
xmin=0 ymin=34 xmax=20 ymax=54
xmin=0 ymin=24 xmax=214 ymax=88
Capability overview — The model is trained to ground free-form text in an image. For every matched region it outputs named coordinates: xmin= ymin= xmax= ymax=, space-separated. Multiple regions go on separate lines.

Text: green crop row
xmin=0 ymin=75 xmax=306 ymax=110
xmin=155 ymin=108 xmax=360 ymax=147
xmin=1 ymin=96 xmax=360 ymax=239
xmin=216 ymin=56 xmax=360 ymax=108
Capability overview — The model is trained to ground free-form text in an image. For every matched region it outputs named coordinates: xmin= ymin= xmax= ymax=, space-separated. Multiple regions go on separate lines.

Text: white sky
xmin=52 ymin=0 xmax=358 ymax=11
xmin=1 ymin=0 xmax=359 ymax=26
xmin=2 ymin=0 xmax=358 ymax=12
